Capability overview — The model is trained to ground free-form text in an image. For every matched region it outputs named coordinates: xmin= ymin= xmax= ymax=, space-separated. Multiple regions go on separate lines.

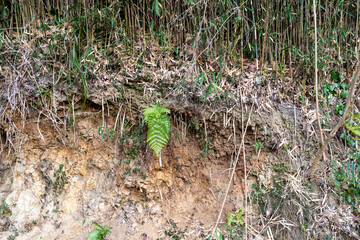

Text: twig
xmin=242 ymin=93 xmax=249 ymax=240
xmin=310 ymin=62 xmax=360 ymax=176
xmin=120 ymin=111 xmax=126 ymax=137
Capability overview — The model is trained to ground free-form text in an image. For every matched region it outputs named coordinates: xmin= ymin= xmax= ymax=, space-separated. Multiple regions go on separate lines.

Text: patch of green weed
xmin=0 ymin=200 xmax=11 ymax=217
xmin=87 ymin=223 xmax=111 ymax=240
xmin=49 ymin=164 xmax=68 ymax=195
xmin=330 ymin=127 xmax=360 ymax=214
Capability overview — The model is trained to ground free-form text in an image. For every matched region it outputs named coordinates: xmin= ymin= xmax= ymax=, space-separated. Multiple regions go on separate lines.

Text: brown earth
xmin=0 ymin=97 xmax=297 ymax=239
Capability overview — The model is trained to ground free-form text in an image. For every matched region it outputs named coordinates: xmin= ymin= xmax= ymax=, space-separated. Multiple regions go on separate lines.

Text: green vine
xmin=143 ymin=103 xmax=170 ymax=167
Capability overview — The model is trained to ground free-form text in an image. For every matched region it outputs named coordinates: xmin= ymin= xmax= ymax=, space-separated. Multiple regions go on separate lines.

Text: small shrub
xmin=225 ymin=209 xmax=245 ymax=239
xmin=87 ymin=223 xmax=111 ymax=240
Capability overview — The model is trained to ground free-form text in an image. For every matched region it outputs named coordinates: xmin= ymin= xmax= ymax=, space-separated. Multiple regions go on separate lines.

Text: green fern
xmin=344 ymin=113 xmax=360 ymax=137
xmin=143 ymin=103 xmax=170 ymax=167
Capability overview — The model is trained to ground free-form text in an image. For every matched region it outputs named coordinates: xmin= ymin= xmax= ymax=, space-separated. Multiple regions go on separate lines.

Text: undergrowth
xmin=212 ymin=209 xmax=245 ymax=240
xmin=331 ymin=132 xmax=360 ymax=214
xmin=250 ymin=163 xmax=313 ymax=239
xmin=322 ymin=71 xmax=360 ymax=216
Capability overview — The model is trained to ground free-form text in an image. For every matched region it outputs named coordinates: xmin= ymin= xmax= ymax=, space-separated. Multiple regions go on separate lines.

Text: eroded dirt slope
xmin=0 ymin=95 xmax=303 ymax=239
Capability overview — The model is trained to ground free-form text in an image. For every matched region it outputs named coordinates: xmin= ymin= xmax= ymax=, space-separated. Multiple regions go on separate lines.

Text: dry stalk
xmin=113 ymin=104 xmax=123 ymax=131
xmin=313 ymin=0 xmax=325 ymax=154
xmin=72 ymin=95 xmax=76 ymax=148
xmin=242 ymin=92 xmax=249 ymax=240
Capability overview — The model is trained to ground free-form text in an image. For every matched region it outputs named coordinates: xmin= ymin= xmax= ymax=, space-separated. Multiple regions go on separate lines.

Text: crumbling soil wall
xmin=0 ymin=81 xmax=302 ymax=239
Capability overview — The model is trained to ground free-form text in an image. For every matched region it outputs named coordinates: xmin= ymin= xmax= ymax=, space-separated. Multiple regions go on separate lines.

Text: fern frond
xmin=143 ymin=104 xmax=170 ymax=166
xmin=143 ymin=103 xmax=170 ymax=121
xmin=147 ymin=115 xmax=170 ymax=156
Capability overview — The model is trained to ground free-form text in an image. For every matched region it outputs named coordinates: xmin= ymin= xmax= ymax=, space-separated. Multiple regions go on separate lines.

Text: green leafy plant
xmin=344 ymin=113 xmax=360 ymax=137
xmin=252 ymin=141 xmax=263 ymax=153
xmin=227 ymin=209 xmax=244 ymax=226
xmin=212 ymin=209 xmax=245 ymax=240
xmin=331 ymin=160 xmax=360 ymax=213
xmin=49 ymin=164 xmax=68 ymax=195
xmin=87 ymin=223 xmax=111 ymax=240
xmin=225 ymin=209 xmax=245 ymax=239
xmin=335 ymin=103 xmax=345 ymax=116
xmin=281 ymin=144 xmax=290 ymax=153
xmin=98 ymin=123 xmax=119 ymax=141
xmin=322 ymin=72 xmax=349 ymax=109
xmin=7 ymin=233 xmax=18 ymax=240
xmin=143 ymin=103 xmax=171 ymax=167
xmin=214 ymin=227 xmax=223 ymax=240
xmin=330 ymin=130 xmax=360 ymax=214
xmin=0 ymin=199 xmax=11 ymax=217
xmin=340 ymin=133 xmax=356 ymax=148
